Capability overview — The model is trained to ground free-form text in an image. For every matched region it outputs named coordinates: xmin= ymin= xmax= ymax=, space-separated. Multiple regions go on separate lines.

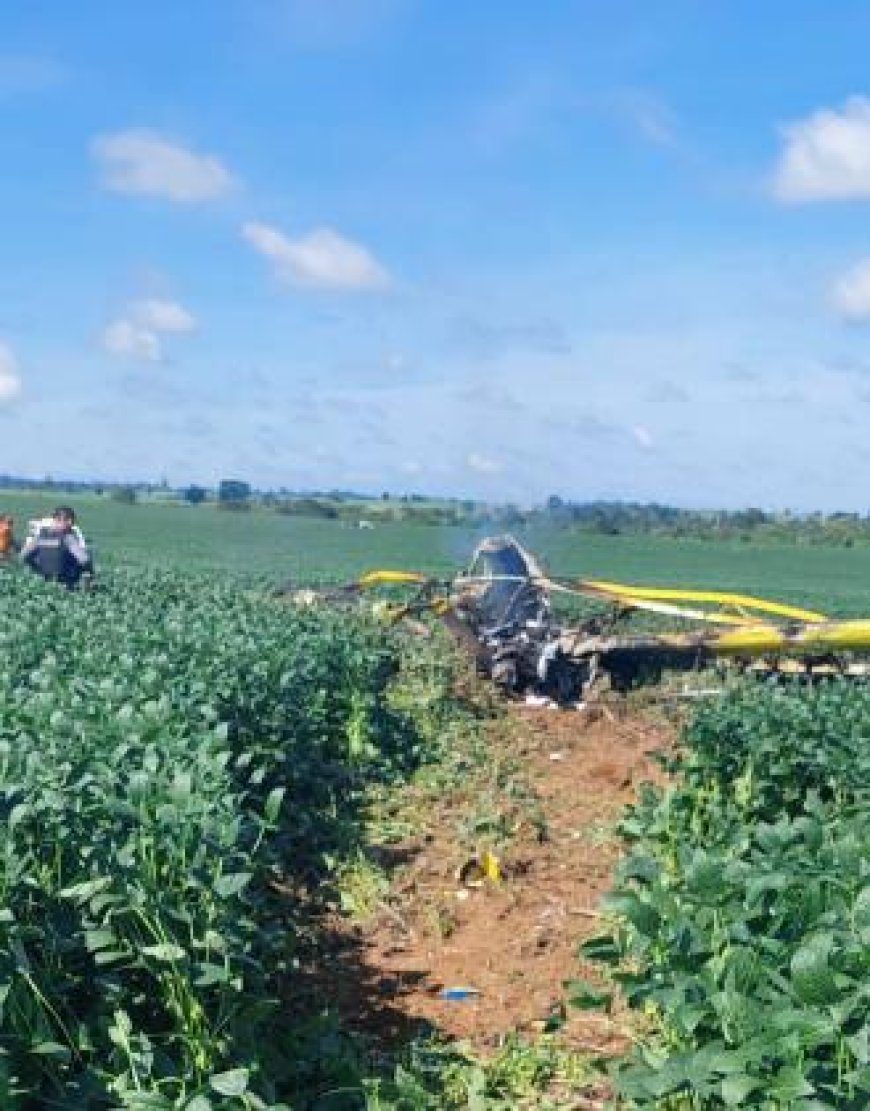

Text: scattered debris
xmin=438 ymin=986 xmax=481 ymax=1002
xmin=457 ymin=850 xmax=502 ymax=888
xmin=292 ymin=533 xmax=870 ymax=707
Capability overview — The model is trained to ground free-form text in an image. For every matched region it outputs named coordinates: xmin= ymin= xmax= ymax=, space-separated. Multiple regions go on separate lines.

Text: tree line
xmin=5 ymin=474 xmax=870 ymax=545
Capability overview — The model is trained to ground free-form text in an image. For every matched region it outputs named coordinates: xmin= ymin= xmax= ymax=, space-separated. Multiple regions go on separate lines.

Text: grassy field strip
xmin=4 ymin=494 xmax=870 ymax=616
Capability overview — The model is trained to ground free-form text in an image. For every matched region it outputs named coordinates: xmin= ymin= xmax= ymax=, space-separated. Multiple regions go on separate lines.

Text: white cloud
xmin=102 ymin=297 xmax=197 ymax=362
xmin=773 ymin=97 xmax=870 ymax=202
xmin=632 ymin=425 xmax=654 ymax=449
xmin=831 ymin=258 xmax=870 ymax=321
xmin=91 ymin=129 xmax=235 ymax=203
xmin=102 ymin=321 xmax=162 ymax=362
xmin=466 ymin=451 xmax=502 ymax=475
xmin=385 ymin=352 xmax=408 ymax=371
xmin=242 ymin=221 xmax=390 ymax=290
xmin=132 ymin=298 xmax=197 ymax=334
xmin=0 ymin=343 xmax=22 ymax=402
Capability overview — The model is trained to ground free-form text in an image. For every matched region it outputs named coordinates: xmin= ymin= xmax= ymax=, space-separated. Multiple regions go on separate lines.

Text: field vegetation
xmin=5 ymin=491 xmax=870 ymax=615
xmin=0 ymin=566 xmax=490 ymax=1105
xmin=5 ymin=491 xmax=870 ymax=1105
xmin=581 ymin=682 xmax=870 ymax=1107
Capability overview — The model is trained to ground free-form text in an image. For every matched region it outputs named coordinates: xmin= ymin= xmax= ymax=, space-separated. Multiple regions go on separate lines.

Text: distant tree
xmin=218 ymin=479 xmax=251 ymax=510
xmin=111 ymin=485 xmax=137 ymax=505
xmin=274 ymin=498 xmax=338 ymax=519
xmin=184 ymin=485 xmax=208 ymax=506
xmin=498 ymin=504 xmax=526 ymax=527
xmin=733 ymin=507 xmax=768 ymax=529
xmin=546 ymin=494 xmax=564 ymax=512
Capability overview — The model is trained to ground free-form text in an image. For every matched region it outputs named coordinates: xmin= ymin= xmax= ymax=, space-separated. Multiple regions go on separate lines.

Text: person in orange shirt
xmin=0 ymin=515 xmax=18 ymax=560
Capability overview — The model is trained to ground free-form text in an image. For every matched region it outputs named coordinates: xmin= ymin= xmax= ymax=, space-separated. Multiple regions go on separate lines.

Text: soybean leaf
xmin=563 ymin=978 xmax=611 ymax=1011
xmin=214 ymin=872 xmax=252 ymax=898
xmin=142 ymin=942 xmax=186 ymax=962
xmin=791 ymin=933 xmax=839 ymax=1007
xmin=721 ymin=1074 xmax=761 ymax=1106
xmin=209 ymin=1068 xmax=249 ymax=1096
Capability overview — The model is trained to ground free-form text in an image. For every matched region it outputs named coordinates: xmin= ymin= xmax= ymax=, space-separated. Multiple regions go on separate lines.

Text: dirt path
xmin=292 ymin=700 xmax=674 ymax=1082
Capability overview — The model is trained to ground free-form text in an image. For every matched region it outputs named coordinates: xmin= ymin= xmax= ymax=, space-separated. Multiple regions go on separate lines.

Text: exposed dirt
xmin=290 ymin=700 xmax=674 ymax=1077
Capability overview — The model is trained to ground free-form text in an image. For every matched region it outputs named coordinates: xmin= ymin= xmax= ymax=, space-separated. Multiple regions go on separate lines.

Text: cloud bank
xmin=242 ymin=221 xmax=390 ymax=290
xmin=102 ymin=299 xmax=198 ymax=362
xmin=92 ymin=130 xmax=235 ymax=203
xmin=773 ymin=97 xmax=870 ymax=202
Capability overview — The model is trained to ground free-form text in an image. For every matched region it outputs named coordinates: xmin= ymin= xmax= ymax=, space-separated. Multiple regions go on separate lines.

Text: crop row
xmin=0 ymin=569 xmax=461 ymax=1107
xmin=582 ymin=681 xmax=870 ymax=1108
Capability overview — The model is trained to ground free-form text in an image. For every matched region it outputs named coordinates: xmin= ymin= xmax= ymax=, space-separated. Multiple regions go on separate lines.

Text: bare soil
xmin=289 ymin=700 xmax=674 ymax=1078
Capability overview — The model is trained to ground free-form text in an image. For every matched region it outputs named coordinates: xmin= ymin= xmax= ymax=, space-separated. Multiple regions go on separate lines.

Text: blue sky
xmin=5 ymin=1 xmax=870 ymax=508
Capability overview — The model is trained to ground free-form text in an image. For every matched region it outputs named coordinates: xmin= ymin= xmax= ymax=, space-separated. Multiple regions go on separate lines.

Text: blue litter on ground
xmin=438 ymin=987 xmax=481 ymax=1001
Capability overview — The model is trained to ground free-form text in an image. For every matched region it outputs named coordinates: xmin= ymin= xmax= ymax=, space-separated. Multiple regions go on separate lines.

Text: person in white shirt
xmin=21 ymin=506 xmax=93 ymax=589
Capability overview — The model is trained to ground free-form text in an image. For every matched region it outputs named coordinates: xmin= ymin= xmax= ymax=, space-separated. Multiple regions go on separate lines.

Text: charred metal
xmin=289 ymin=535 xmax=870 ymax=705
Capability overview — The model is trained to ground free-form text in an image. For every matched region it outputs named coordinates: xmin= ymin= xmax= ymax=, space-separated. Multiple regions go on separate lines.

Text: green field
xmin=0 ymin=559 xmax=482 ymax=1106
xmin=8 ymin=491 xmax=870 ymax=1104
xmin=4 ymin=491 xmax=870 ymax=615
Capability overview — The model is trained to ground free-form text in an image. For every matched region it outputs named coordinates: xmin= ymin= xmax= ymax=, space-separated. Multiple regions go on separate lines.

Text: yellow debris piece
xmin=480 ymin=849 xmax=502 ymax=884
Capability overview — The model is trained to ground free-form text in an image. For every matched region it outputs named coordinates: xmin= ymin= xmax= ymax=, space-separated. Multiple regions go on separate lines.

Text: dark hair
xmin=53 ymin=506 xmax=76 ymax=523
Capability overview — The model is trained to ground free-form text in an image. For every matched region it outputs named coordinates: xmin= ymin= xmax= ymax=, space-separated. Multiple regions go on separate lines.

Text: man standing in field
xmin=21 ymin=506 xmax=94 ymax=589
